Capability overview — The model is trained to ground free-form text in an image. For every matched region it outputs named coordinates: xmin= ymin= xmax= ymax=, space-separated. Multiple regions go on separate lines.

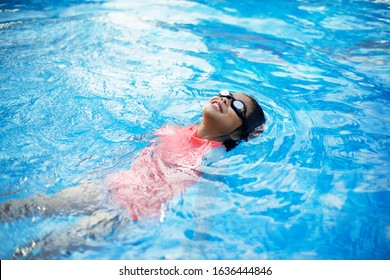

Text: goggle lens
xmin=233 ymin=100 xmax=245 ymax=111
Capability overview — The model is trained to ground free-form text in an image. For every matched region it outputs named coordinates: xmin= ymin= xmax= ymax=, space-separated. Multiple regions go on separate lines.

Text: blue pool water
xmin=0 ymin=0 xmax=389 ymax=259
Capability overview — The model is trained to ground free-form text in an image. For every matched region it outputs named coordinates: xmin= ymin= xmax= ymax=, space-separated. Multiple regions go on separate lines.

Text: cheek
xmin=218 ymin=112 xmax=242 ymax=132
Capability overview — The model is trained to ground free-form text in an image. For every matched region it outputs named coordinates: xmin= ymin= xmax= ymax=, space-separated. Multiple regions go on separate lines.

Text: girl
xmin=0 ymin=90 xmax=266 ymax=222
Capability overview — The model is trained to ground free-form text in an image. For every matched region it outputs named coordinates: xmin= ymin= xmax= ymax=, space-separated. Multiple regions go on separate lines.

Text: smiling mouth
xmin=211 ymin=100 xmax=222 ymax=112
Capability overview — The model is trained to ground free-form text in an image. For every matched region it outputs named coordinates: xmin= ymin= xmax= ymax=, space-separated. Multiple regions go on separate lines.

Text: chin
xmin=202 ymin=107 xmax=221 ymax=121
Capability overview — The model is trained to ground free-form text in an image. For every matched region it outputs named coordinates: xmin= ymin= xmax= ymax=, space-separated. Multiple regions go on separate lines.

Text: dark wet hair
xmin=223 ymin=95 xmax=266 ymax=151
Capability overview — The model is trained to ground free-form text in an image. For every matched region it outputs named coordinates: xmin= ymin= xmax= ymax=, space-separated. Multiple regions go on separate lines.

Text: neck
xmin=196 ymin=122 xmax=226 ymax=142
xmin=196 ymin=121 xmax=230 ymax=142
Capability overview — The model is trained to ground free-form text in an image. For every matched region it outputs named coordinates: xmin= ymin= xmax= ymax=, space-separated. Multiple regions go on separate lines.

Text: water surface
xmin=0 ymin=0 xmax=389 ymax=259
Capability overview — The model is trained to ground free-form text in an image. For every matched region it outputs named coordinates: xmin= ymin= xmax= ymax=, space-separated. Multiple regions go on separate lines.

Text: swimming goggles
xmin=218 ymin=90 xmax=247 ymax=120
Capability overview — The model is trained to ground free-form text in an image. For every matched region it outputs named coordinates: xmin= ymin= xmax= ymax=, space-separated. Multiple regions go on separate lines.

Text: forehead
xmin=233 ymin=92 xmax=254 ymax=113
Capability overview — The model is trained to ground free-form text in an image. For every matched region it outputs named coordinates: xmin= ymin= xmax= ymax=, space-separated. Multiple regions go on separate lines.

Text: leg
xmin=12 ymin=209 xmax=123 ymax=259
xmin=0 ymin=180 xmax=104 ymax=222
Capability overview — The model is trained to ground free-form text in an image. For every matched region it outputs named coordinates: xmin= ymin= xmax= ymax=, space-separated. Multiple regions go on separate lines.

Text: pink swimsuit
xmin=108 ymin=125 xmax=222 ymax=220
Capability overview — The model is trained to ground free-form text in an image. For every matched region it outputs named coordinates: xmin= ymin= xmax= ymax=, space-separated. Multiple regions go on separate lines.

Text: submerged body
xmin=0 ymin=125 xmax=222 ymax=222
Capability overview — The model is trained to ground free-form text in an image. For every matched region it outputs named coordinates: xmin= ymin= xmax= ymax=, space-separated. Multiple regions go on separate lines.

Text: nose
xmin=219 ymin=96 xmax=230 ymax=106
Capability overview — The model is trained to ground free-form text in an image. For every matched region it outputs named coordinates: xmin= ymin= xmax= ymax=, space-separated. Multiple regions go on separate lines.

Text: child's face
xmin=202 ymin=92 xmax=253 ymax=137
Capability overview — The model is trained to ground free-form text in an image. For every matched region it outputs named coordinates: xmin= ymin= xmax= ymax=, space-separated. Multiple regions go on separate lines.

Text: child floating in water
xmin=1 ymin=90 xmax=266 ymax=221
